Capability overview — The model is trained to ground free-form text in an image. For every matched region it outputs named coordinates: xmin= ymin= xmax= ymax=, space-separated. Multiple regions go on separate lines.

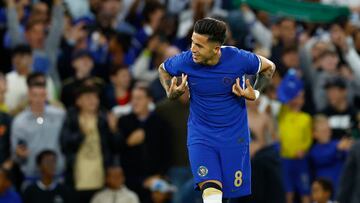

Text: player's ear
xmin=214 ymin=45 xmax=221 ymax=54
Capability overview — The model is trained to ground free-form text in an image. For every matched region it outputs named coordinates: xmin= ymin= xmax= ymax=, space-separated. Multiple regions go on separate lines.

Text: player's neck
xmin=205 ymin=51 xmax=221 ymax=66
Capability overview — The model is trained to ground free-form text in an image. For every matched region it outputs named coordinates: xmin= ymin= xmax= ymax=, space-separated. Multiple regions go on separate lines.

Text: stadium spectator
xmin=309 ymin=114 xmax=352 ymax=192
xmin=105 ymin=65 xmax=132 ymax=116
xmin=91 ymin=166 xmax=139 ymax=203
xmin=5 ymin=45 xmax=56 ymax=115
xmin=0 ymin=167 xmax=22 ymax=203
xmin=336 ymin=140 xmax=360 ymax=203
xmin=270 ymin=18 xmax=297 ymax=68
xmin=277 ymin=70 xmax=312 ymax=203
xmin=311 ymin=178 xmax=335 ymax=203
xmin=116 ymin=84 xmax=171 ymax=203
xmin=0 ymin=73 xmax=11 ymax=166
xmin=23 ymin=150 xmax=70 ymax=203
xmin=61 ymin=49 xmax=104 ymax=108
xmin=129 ymin=1 xmax=165 ymax=62
xmin=0 ymin=74 xmax=8 ymax=113
xmin=60 ymin=84 xmax=113 ymax=203
xmin=5 ymin=0 xmax=65 ymax=88
xmin=10 ymin=73 xmax=65 ymax=182
xmin=320 ymin=77 xmax=358 ymax=139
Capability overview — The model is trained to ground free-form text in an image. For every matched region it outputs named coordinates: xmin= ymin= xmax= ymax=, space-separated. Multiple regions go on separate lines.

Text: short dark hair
xmin=133 ymin=83 xmax=153 ymax=98
xmin=12 ymin=44 xmax=32 ymax=57
xmin=75 ymin=84 xmax=100 ymax=98
xmin=142 ymin=1 xmax=164 ymax=23
xmin=314 ymin=178 xmax=334 ymax=196
xmin=110 ymin=65 xmax=129 ymax=76
xmin=36 ymin=150 xmax=57 ymax=166
xmin=27 ymin=72 xmax=46 ymax=88
xmin=324 ymin=76 xmax=347 ymax=89
xmin=194 ymin=17 xmax=227 ymax=44
xmin=276 ymin=17 xmax=296 ymax=26
xmin=25 ymin=19 xmax=45 ymax=31
xmin=282 ymin=45 xmax=298 ymax=55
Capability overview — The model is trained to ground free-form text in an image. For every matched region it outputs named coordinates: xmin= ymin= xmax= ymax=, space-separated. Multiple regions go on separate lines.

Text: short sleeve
xmin=238 ymin=49 xmax=261 ymax=75
xmin=163 ymin=51 xmax=189 ymax=76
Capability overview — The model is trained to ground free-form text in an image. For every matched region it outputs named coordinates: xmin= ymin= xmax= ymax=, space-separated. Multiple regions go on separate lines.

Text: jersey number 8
xmin=234 ymin=170 xmax=243 ymax=187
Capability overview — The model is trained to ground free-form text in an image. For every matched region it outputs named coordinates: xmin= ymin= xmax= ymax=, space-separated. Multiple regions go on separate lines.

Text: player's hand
xmin=167 ymin=73 xmax=188 ymax=100
xmin=232 ymin=78 xmax=256 ymax=100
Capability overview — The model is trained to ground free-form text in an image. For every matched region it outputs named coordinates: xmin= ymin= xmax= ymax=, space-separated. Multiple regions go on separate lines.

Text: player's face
xmin=191 ymin=32 xmax=220 ymax=65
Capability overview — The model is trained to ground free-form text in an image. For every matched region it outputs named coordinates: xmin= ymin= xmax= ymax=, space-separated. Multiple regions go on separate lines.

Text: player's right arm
xmin=158 ymin=63 xmax=188 ymax=100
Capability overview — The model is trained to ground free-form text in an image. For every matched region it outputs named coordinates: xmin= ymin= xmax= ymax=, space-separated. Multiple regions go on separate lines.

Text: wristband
xmin=254 ymin=90 xmax=260 ymax=100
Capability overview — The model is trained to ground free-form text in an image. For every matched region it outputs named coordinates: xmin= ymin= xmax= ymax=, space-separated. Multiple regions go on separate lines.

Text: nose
xmin=191 ymin=43 xmax=197 ymax=53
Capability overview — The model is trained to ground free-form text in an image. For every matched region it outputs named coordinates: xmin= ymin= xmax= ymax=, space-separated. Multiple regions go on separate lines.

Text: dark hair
xmin=276 ymin=17 xmax=296 ymax=26
xmin=110 ymin=65 xmax=129 ymax=76
xmin=111 ymin=33 xmax=132 ymax=52
xmin=25 ymin=19 xmax=45 ymax=31
xmin=27 ymin=72 xmax=46 ymax=88
xmin=75 ymin=84 xmax=100 ymax=98
xmin=36 ymin=150 xmax=57 ymax=166
xmin=314 ymin=178 xmax=334 ymax=196
xmin=12 ymin=44 xmax=32 ymax=56
xmin=194 ymin=17 xmax=227 ymax=44
xmin=133 ymin=83 xmax=153 ymax=98
xmin=142 ymin=1 xmax=164 ymax=23
xmin=324 ymin=76 xmax=347 ymax=89
xmin=282 ymin=45 xmax=298 ymax=55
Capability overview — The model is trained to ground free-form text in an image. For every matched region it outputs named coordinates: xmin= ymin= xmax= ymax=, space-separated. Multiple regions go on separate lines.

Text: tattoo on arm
xmin=158 ymin=63 xmax=185 ymax=100
xmin=254 ymin=65 xmax=275 ymax=92
xmin=159 ymin=64 xmax=171 ymax=92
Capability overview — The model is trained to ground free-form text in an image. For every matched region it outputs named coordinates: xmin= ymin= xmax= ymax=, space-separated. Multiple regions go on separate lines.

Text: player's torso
xmin=181 ymin=49 xmax=250 ymax=146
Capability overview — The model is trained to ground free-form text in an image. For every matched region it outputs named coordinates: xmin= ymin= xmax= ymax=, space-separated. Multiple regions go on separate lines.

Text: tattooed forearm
xmin=254 ymin=64 xmax=275 ymax=92
xmin=158 ymin=64 xmax=172 ymax=93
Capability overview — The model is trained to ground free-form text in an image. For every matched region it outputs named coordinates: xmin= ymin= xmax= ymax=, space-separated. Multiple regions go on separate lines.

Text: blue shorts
xmin=188 ymin=143 xmax=251 ymax=198
xmin=282 ymin=158 xmax=310 ymax=195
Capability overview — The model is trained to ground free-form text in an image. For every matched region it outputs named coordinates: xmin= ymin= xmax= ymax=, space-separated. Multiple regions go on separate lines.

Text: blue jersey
xmin=164 ymin=46 xmax=261 ymax=147
xmin=309 ymin=140 xmax=346 ymax=190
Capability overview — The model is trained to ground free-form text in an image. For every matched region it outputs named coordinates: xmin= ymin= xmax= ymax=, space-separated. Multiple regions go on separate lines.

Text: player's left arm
xmin=232 ymin=55 xmax=276 ymax=100
xmin=253 ymin=55 xmax=276 ymax=92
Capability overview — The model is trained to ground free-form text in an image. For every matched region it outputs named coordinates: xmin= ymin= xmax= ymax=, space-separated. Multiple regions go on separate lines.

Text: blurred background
xmin=0 ymin=0 xmax=359 ymax=203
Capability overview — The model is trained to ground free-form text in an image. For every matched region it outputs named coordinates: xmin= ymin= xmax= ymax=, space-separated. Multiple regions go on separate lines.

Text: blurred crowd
xmin=0 ymin=0 xmax=359 ymax=203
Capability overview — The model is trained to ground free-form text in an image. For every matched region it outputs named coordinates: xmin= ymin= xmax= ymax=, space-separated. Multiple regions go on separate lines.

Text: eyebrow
xmin=191 ymin=39 xmax=204 ymax=48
